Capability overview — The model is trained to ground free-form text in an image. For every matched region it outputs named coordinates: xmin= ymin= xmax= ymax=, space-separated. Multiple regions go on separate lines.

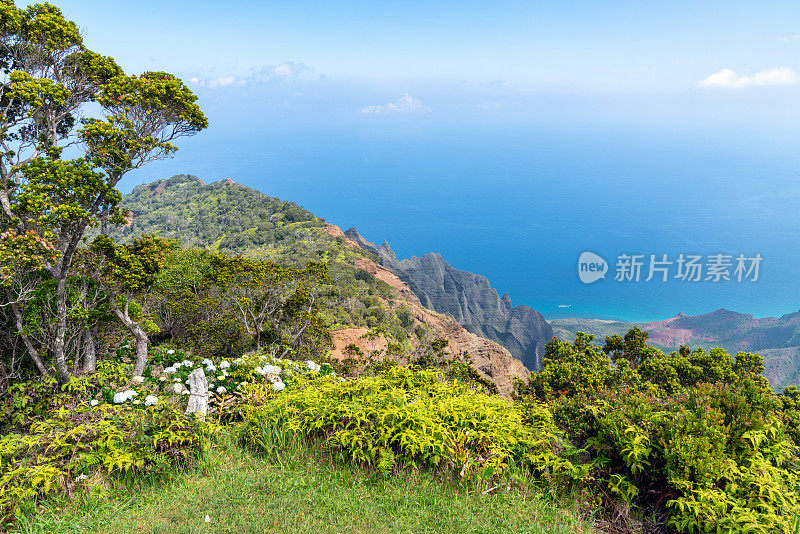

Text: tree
xmin=0 ymin=2 xmax=206 ymax=382
xmin=212 ymin=256 xmax=330 ymax=354
xmin=91 ymin=234 xmax=171 ymax=377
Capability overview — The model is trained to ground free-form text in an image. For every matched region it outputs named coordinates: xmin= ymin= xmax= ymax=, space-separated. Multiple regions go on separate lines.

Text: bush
xmin=516 ymin=330 xmax=800 ymax=532
xmin=239 ymin=366 xmax=587 ymax=490
xmin=0 ymin=386 xmax=210 ymax=525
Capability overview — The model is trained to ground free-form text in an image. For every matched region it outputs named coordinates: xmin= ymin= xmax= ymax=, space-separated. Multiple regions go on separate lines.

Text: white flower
xmin=90 ymin=399 xmax=99 ymax=406
xmin=173 ymin=377 xmax=181 ymax=383
xmin=272 ymin=381 xmax=285 ymax=391
xmin=113 ymin=389 xmax=138 ymax=404
xmin=205 ymin=515 xmax=211 ymax=523
xmin=340 ymin=377 xmax=346 ymax=382
xmin=264 ymin=364 xmax=281 ymax=375
xmin=233 ymin=358 xmax=243 ymax=365
xmin=182 ymin=359 xmax=193 ymax=367
xmin=76 ymin=474 xmax=88 ymax=482
xmin=144 ymin=395 xmax=158 ymax=407
xmin=216 ymin=386 xmax=227 ymax=394
xmin=181 ymin=390 xmax=189 ymax=395
xmin=166 ymin=349 xmax=175 ymax=355
xmin=172 ymin=383 xmax=184 ymax=394
xmin=206 ymin=364 xmax=217 ymax=373
xmin=306 ymin=360 xmax=315 ymax=370
xmin=173 ymin=362 xmax=182 ymax=369
xmin=220 ymin=360 xmax=231 ymax=369
xmin=163 ymin=366 xmax=176 ymax=374
xmin=159 ymin=376 xmax=167 ymax=382
xmin=132 ymin=399 xmax=141 ymax=405
xmin=217 ymin=375 xmax=225 ymax=381
xmin=238 ymin=381 xmax=248 ymax=388
xmin=222 ymin=370 xmax=229 ymax=377
xmin=202 ymin=358 xmax=213 ymax=366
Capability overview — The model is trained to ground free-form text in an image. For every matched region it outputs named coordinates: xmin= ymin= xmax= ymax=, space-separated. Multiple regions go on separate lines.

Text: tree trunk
xmin=132 ymin=325 xmax=148 ymax=377
xmin=52 ymin=277 xmax=71 ymax=383
xmin=114 ymin=299 xmax=149 ymax=377
xmin=81 ymin=329 xmax=97 ymax=374
xmin=10 ymin=301 xmax=47 ymax=376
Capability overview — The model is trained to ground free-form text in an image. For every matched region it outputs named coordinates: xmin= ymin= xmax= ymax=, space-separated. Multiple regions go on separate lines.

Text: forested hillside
xmin=117 ymin=174 xmax=323 ymax=253
xmin=110 ymin=176 xmax=527 ymax=393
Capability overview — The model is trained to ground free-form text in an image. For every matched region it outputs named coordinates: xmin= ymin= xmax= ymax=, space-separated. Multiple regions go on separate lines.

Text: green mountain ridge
xmin=119 ymin=174 xmax=324 ymax=253
xmin=118 ymin=175 xmax=552 ymax=373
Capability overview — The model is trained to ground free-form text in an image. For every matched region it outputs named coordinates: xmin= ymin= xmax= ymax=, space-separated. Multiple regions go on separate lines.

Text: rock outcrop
xmin=344 ymin=227 xmax=553 ymax=370
xmin=185 ymin=368 xmax=209 ymax=418
xmin=326 ymin=225 xmax=530 ymax=395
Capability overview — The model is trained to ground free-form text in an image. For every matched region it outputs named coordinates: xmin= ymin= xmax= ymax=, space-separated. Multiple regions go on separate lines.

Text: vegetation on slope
xmin=118 ymin=175 xmax=323 ymax=254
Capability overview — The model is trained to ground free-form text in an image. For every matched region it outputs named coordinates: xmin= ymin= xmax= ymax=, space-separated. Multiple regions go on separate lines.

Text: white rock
xmin=185 ymin=368 xmax=209 ymax=418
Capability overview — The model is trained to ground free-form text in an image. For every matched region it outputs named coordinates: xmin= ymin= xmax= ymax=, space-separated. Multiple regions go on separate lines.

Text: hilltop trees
xmin=0 ymin=1 xmax=207 ymax=381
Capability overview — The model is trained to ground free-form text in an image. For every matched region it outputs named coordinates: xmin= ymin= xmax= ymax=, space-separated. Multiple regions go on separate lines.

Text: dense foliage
xmin=0 ymin=0 xmax=206 ymax=383
xmin=239 ymin=366 xmax=584 ymax=488
xmin=116 ymin=175 xmax=322 ymax=253
xmin=515 ymin=328 xmax=800 ymax=532
xmin=0 ymin=360 xmax=211 ymax=525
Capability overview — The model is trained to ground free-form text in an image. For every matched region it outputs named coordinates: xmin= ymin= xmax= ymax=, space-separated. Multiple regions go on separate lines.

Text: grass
xmin=13 ymin=431 xmax=590 ymax=534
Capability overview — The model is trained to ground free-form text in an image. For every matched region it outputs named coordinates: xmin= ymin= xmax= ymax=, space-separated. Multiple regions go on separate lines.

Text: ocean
xmin=121 ymin=118 xmax=800 ymax=323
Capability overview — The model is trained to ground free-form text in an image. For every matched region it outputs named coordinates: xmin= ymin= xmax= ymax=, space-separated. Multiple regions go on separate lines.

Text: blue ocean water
xmin=122 ymin=119 xmax=800 ymax=323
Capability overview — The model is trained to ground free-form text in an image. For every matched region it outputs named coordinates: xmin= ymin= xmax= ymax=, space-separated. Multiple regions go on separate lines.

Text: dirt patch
xmin=323 ymin=224 xmax=358 ymax=247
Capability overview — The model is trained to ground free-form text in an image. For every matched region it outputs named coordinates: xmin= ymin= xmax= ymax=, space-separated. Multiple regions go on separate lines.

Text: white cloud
xmin=247 ymin=62 xmax=312 ymax=83
xmin=186 ymin=62 xmax=312 ymax=90
xmin=698 ymin=68 xmax=800 ymax=88
xmin=477 ymin=100 xmax=504 ymax=110
xmin=777 ymin=34 xmax=800 ymax=43
xmin=188 ymin=75 xmax=245 ymax=89
xmin=360 ymin=93 xmax=429 ymax=114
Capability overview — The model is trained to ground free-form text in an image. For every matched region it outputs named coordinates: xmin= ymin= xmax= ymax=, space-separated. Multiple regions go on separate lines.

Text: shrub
xmin=516 ymin=329 xmax=800 ymax=532
xmin=239 ymin=366 xmax=586 ymax=490
xmin=0 ymin=393 xmax=210 ymax=525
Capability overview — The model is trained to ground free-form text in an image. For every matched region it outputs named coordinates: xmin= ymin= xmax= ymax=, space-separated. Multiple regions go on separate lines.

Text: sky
xmin=45 ymin=0 xmax=800 ymax=130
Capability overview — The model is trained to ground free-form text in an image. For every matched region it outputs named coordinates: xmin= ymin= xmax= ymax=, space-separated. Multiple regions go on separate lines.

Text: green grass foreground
xmin=13 ymin=432 xmax=589 ymax=534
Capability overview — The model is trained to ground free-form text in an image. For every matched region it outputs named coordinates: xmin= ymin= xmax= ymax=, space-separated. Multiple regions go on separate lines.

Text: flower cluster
xmin=90 ymin=348 xmax=347 ymax=414
xmin=112 ymin=389 xmax=138 ymax=404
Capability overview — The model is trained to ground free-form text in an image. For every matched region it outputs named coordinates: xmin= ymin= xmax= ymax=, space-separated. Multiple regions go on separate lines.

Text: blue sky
xmin=50 ymin=1 xmax=800 ymax=113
